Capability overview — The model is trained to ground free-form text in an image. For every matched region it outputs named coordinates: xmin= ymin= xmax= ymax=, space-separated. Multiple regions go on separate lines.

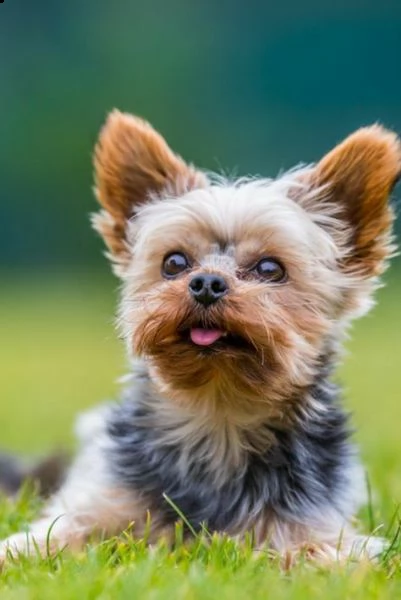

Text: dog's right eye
xmin=162 ymin=252 xmax=190 ymax=278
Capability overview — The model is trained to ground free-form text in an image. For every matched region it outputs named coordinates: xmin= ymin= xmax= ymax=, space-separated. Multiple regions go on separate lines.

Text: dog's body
xmin=1 ymin=113 xmax=400 ymax=564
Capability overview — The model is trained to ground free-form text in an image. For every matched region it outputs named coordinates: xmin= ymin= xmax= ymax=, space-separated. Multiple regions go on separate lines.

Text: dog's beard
xmin=125 ymin=284 xmax=319 ymax=407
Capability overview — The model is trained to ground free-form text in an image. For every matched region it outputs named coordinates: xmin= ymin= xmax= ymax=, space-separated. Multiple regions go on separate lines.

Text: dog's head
xmin=93 ymin=111 xmax=400 ymax=415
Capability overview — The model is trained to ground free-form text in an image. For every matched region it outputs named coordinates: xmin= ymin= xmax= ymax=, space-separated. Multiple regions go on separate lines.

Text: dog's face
xmin=115 ymin=183 xmax=343 ymax=406
xmin=93 ymin=112 xmax=400 ymax=415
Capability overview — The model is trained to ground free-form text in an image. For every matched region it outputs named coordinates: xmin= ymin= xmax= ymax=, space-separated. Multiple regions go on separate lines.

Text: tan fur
xmin=309 ymin=125 xmax=401 ymax=275
xmin=93 ymin=110 xmax=207 ymax=273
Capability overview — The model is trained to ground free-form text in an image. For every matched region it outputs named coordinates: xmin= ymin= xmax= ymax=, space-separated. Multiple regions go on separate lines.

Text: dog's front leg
xmin=0 ymin=513 xmax=89 ymax=561
xmin=0 ymin=445 xmax=147 ymax=563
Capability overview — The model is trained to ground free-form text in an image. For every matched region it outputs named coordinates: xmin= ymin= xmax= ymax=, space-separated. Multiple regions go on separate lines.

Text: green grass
xmin=0 ymin=271 xmax=400 ymax=598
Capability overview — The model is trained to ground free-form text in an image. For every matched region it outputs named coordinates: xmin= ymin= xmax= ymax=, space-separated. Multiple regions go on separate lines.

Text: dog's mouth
xmin=181 ymin=326 xmax=250 ymax=351
xmin=190 ymin=328 xmax=225 ymax=346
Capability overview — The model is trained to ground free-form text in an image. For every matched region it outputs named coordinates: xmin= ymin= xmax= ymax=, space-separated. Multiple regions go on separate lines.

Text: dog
xmin=1 ymin=111 xmax=400 ymax=565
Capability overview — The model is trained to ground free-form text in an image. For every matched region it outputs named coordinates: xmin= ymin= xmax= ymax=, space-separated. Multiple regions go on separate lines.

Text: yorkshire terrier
xmin=1 ymin=112 xmax=400 ymax=565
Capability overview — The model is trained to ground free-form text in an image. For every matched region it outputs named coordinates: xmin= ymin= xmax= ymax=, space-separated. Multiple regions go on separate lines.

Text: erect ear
xmin=92 ymin=110 xmax=207 ymax=272
xmin=301 ymin=125 xmax=401 ymax=276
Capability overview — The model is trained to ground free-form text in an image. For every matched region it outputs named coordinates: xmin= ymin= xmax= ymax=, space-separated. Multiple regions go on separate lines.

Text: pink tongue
xmin=190 ymin=328 xmax=224 ymax=346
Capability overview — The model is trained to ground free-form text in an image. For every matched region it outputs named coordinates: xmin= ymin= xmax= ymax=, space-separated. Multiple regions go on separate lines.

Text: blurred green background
xmin=0 ymin=1 xmax=400 ymax=522
xmin=1 ymin=1 xmax=401 ymax=268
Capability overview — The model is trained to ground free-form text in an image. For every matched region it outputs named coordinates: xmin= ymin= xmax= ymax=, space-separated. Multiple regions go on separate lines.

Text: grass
xmin=0 ymin=270 xmax=400 ymax=598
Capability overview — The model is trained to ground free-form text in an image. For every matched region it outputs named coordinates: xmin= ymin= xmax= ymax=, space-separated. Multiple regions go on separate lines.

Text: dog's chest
xmin=106 ymin=397 xmax=351 ymax=533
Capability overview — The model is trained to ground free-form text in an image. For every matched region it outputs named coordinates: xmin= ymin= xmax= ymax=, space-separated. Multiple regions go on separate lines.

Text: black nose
xmin=188 ymin=273 xmax=228 ymax=306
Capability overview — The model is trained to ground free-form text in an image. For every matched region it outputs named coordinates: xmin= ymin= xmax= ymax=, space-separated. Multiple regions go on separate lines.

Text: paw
xmin=281 ymin=542 xmax=340 ymax=568
xmin=281 ymin=534 xmax=387 ymax=568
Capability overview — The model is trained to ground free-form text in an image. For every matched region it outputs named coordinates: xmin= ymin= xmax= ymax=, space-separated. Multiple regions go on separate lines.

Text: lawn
xmin=0 ymin=270 xmax=400 ymax=599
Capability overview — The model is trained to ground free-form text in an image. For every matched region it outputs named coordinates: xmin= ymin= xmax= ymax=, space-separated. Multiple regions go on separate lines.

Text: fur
xmin=1 ymin=111 xmax=400 ymax=566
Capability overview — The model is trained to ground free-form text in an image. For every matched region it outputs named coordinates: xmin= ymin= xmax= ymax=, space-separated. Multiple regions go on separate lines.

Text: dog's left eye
xmin=162 ymin=252 xmax=190 ymax=278
xmin=254 ymin=257 xmax=287 ymax=283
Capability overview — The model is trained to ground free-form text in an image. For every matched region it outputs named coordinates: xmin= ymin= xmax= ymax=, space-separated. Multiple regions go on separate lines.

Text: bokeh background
xmin=1 ymin=2 xmax=400 ymax=521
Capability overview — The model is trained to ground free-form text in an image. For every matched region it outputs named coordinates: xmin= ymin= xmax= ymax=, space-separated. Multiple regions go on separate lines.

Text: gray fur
xmin=103 ymin=357 xmax=360 ymax=534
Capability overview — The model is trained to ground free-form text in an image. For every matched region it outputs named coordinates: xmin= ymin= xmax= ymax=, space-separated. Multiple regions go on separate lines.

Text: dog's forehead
xmin=137 ymin=180 xmax=311 ymax=242
xmin=132 ymin=179 xmax=336 ymax=264
xmin=173 ymin=182 xmax=303 ymax=234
